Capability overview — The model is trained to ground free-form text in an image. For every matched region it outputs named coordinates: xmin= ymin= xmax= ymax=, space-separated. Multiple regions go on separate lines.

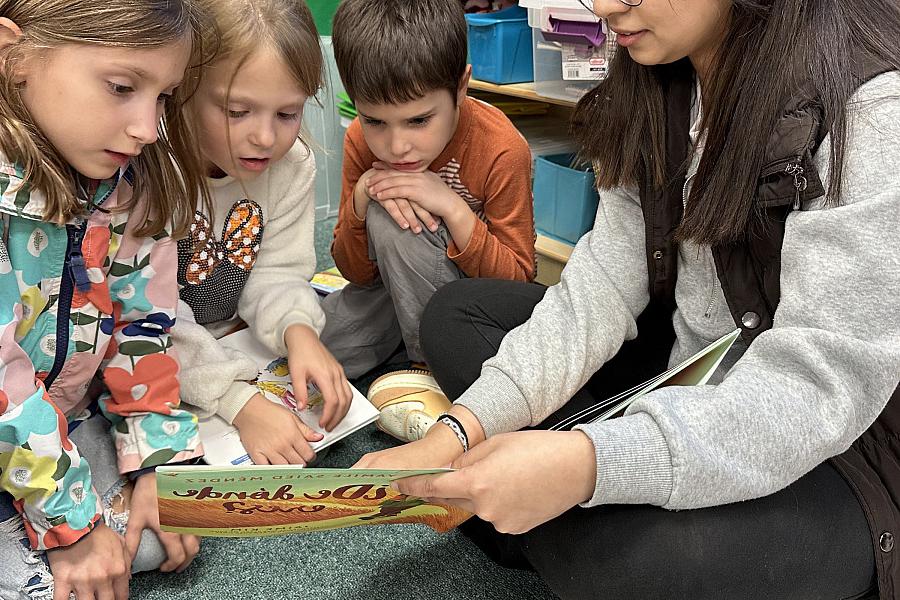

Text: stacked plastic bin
xmin=516 ymin=1 xmax=609 ymax=245
xmin=519 ymin=0 xmax=615 ymax=103
xmin=532 ymin=154 xmax=600 ymax=245
xmin=466 ymin=6 xmax=535 ymax=84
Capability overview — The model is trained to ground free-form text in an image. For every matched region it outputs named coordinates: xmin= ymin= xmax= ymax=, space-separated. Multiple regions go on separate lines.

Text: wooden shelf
xmin=534 ymin=234 xmax=574 ymax=286
xmin=536 ymin=234 xmax=574 ymax=262
xmin=469 ymin=79 xmax=577 ymax=108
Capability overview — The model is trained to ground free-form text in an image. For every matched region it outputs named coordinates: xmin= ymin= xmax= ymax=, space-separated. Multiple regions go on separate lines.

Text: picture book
xmin=156 ymin=466 xmax=471 ymax=537
xmin=310 ymin=266 xmax=349 ymax=295
xmin=198 ymin=329 xmax=380 ymax=466
xmin=551 ymin=329 xmax=741 ymax=430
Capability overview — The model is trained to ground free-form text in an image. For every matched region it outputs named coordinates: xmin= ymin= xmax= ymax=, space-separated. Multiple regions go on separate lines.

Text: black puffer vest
xmin=639 ymin=58 xmax=900 ymax=598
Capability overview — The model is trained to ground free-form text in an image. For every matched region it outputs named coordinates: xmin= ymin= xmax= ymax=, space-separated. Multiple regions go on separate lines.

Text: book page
xmin=199 ymin=330 xmax=380 ymax=466
xmin=551 ymin=329 xmax=741 ymax=429
xmin=628 ymin=328 xmax=740 ymax=400
xmin=310 ymin=267 xmax=349 ymax=295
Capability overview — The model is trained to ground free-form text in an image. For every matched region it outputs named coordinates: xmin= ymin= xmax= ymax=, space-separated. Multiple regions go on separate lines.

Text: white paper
xmin=199 ymin=329 xmax=380 ymax=466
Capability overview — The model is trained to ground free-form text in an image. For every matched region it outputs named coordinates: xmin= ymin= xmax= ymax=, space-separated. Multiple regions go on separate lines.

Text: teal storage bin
xmin=466 ymin=6 xmax=534 ymax=84
xmin=533 ymin=153 xmax=599 ymax=245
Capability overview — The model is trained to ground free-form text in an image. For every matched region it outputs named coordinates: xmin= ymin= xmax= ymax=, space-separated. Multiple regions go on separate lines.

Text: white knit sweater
xmin=173 ymin=141 xmax=325 ymax=423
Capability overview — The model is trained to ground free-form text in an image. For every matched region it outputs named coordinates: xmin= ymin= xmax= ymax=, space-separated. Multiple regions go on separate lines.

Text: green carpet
xmin=131 ymin=217 xmax=558 ymax=599
xmin=314 ymin=215 xmax=337 ymax=273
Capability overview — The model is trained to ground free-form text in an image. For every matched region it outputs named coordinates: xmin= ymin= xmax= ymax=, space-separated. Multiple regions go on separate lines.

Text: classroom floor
xmin=130 ymin=216 xmax=558 ymax=599
xmin=313 ymin=215 xmax=338 ymax=273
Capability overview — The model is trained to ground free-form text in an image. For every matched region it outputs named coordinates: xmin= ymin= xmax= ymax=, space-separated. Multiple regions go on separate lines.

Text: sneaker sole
xmin=367 ymin=369 xmax=443 ymax=405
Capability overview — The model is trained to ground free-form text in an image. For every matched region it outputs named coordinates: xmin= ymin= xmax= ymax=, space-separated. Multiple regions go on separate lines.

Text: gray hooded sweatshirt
xmin=455 ymin=71 xmax=900 ymax=510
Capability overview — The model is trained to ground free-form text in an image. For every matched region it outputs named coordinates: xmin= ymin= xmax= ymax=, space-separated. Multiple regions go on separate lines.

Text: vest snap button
xmin=880 ymin=532 xmax=894 ymax=552
xmin=653 ymin=250 xmax=663 ymax=260
xmin=741 ymin=311 xmax=761 ymax=329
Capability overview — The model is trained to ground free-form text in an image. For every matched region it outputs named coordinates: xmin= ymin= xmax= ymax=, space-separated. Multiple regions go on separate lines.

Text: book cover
xmin=551 ymin=329 xmax=741 ymax=430
xmin=199 ymin=329 xmax=380 ymax=466
xmin=156 ymin=466 xmax=471 ymax=536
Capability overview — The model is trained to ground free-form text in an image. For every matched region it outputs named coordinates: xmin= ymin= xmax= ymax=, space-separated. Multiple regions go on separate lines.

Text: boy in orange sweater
xmin=321 ymin=0 xmax=535 ymax=438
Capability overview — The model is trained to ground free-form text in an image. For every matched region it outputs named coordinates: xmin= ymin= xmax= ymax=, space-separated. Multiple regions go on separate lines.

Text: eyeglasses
xmin=576 ymin=0 xmax=644 ymax=11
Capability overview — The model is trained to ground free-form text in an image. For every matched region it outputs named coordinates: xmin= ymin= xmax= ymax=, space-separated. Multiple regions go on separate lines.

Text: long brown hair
xmin=0 ymin=0 xmax=213 ymax=238
xmin=573 ymin=0 xmax=900 ymax=245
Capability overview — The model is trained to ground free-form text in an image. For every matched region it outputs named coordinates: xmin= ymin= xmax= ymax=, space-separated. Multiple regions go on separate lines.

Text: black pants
xmin=420 ymin=278 xmax=877 ymax=600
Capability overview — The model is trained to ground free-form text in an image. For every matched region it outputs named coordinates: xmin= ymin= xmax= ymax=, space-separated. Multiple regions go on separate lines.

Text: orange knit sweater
xmin=331 ymin=96 xmax=536 ymax=286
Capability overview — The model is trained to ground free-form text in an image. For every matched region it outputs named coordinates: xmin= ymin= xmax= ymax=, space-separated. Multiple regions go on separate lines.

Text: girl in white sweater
xmin=174 ymin=0 xmax=351 ymax=465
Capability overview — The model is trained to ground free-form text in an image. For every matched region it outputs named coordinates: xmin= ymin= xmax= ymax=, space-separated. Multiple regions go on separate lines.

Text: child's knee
xmin=365 ymin=200 xmax=404 ymax=249
xmin=130 ymin=528 xmax=168 ymax=574
xmin=0 ymin=515 xmax=54 ymax=600
xmin=17 ymin=571 xmax=53 ymax=600
xmin=101 ymin=479 xmax=168 ymax=574
xmin=366 ymin=201 xmax=446 ymax=259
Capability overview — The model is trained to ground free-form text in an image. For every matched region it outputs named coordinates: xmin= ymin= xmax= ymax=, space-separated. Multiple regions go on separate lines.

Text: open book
xmin=166 ymin=330 xmax=739 ymax=538
xmin=198 ymin=329 xmax=380 ymax=466
xmin=156 ymin=466 xmax=471 ymax=537
xmin=310 ymin=266 xmax=349 ymax=295
xmin=550 ymin=328 xmax=741 ymax=431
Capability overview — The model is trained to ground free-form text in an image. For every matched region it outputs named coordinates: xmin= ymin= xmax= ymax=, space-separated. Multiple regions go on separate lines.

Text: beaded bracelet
xmin=436 ymin=413 xmax=469 ymax=453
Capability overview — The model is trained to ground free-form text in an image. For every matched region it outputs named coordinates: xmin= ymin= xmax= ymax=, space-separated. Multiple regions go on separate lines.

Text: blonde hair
xmin=194 ymin=0 xmax=324 ymax=156
xmin=0 ymin=0 xmax=213 ymax=238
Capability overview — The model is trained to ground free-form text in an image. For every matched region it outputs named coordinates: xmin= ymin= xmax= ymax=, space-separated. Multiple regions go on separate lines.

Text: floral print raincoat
xmin=0 ymin=159 xmax=202 ymax=551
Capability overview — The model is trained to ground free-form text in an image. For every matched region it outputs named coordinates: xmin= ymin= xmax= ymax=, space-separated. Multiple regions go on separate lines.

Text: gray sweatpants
xmin=0 ymin=415 xmax=167 ymax=600
xmin=320 ymin=201 xmax=465 ymax=379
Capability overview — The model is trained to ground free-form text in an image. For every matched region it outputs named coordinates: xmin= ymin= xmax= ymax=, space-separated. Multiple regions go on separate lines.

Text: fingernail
xmin=401 ymin=223 xmax=409 ymax=229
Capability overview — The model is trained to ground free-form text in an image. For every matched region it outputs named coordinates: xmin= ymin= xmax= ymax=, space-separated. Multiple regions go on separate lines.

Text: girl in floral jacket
xmin=0 ymin=0 xmax=213 ymax=597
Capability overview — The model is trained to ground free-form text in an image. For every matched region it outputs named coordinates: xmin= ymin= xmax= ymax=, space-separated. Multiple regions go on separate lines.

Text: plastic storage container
xmin=520 ymin=0 xmax=599 ymax=30
xmin=305 ymin=37 xmax=345 ymax=221
xmin=532 ymin=153 xmax=599 ymax=244
xmin=532 ymin=29 xmax=597 ymax=103
xmin=520 ymin=0 xmax=614 ymax=102
xmin=466 ymin=6 xmax=534 ymax=84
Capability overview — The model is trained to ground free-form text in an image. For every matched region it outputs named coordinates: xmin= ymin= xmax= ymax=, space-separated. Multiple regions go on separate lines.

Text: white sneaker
xmin=366 ymin=369 xmax=451 ymax=443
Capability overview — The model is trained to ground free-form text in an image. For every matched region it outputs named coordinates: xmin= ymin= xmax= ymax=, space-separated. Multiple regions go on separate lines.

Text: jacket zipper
xmin=682 ymin=171 xmax=718 ymax=319
xmin=784 ymin=161 xmax=808 ymax=210
xmin=44 ymin=219 xmax=89 ymax=389
xmin=703 ymin=293 xmax=716 ymax=318
xmin=759 ymin=157 xmax=808 ymax=210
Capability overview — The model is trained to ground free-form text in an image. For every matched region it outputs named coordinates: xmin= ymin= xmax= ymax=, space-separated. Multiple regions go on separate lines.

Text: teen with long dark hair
xmin=356 ymin=0 xmax=900 ymax=598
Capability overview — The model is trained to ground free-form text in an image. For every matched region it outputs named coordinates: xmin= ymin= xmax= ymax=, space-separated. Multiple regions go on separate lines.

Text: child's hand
xmin=233 ymin=393 xmax=322 ymax=464
xmin=284 ymin=324 xmax=353 ymax=432
xmin=354 ymin=165 xmax=412 ymax=222
xmin=366 ymin=162 xmax=466 ymax=232
xmin=355 ymin=163 xmax=437 ymax=234
xmin=46 ymin=522 xmax=131 ymax=600
xmin=126 ymin=473 xmax=201 ymax=573
xmin=352 ymin=167 xmax=382 ymax=221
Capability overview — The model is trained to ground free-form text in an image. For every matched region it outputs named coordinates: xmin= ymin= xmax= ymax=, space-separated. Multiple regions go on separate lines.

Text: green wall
xmin=309 ymin=0 xmax=341 ymax=35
